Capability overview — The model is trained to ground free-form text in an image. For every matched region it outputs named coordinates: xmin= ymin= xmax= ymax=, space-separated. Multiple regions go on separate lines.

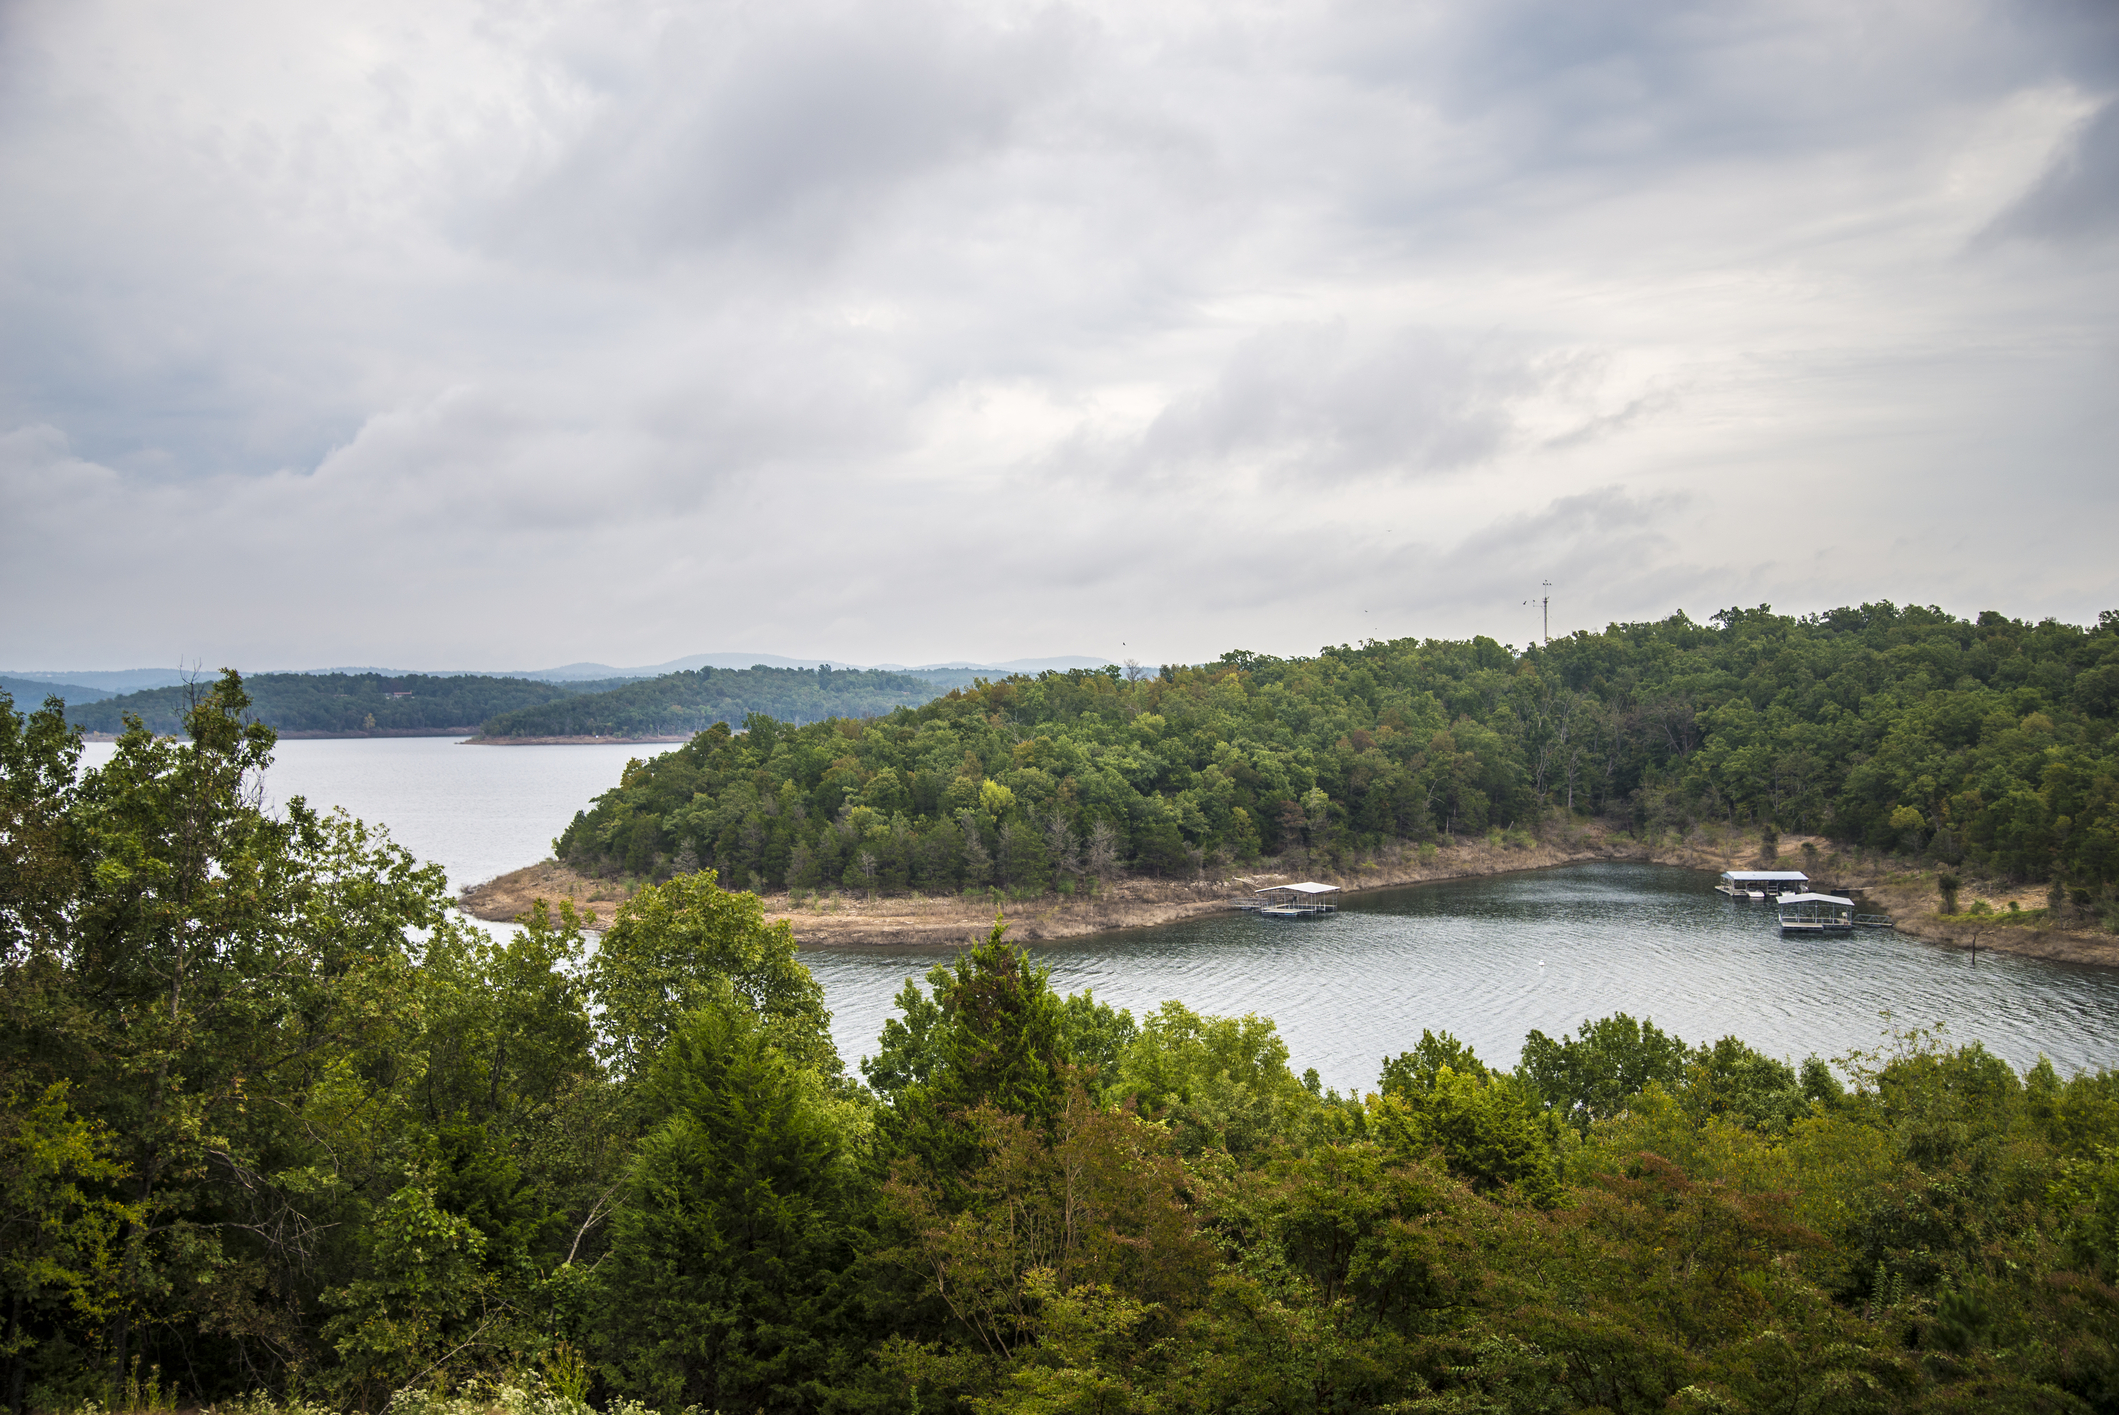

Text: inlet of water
xmin=804 ymin=862 xmax=2119 ymax=1093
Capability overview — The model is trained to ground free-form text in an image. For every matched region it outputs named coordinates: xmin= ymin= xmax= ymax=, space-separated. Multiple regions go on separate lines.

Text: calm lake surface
xmin=80 ymin=735 xmax=646 ymax=892
xmin=807 ymin=863 xmax=2119 ymax=1092
xmin=79 ymin=738 xmax=2119 ymax=1091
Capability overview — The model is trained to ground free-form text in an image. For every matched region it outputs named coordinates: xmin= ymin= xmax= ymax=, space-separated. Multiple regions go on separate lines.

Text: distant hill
xmin=7 ymin=668 xmax=192 ymax=693
xmin=1 ymin=675 xmax=116 ymax=705
xmin=8 ymin=652 xmax=1116 ymax=692
xmin=496 ymin=652 xmax=1117 ymax=681
xmin=65 ymin=673 xmax=627 ymax=736
xmin=474 ymin=665 xmax=958 ymax=739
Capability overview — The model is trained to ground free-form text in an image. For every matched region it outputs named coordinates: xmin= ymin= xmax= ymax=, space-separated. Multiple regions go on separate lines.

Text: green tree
xmin=1 ymin=673 xmax=444 ymax=1388
xmin=880 ymin=919 xmax=1074 ymax=1202
xmin=1378 ymin=1029 xmax=1490 ymax=1095
xmin=862 ymin=964 xmax=953 ymax=1105
xmin=320 ymin=1176 xmax=494 ymax=1403
xmin=1109 ymin=1001 xmax=1314 ymax=1157
xmin=882 ymin=1082 xmax=1213 ymax=1387
xmin=0 ymin=1083 xmax=130 ymax=1409
xmin=1369 ymin=1067 xmax=1559 ymax=1204
xmin=589 ymin=870 xmax=837 ymax=1079
xmin=596 ymin=998 xmax=861 ymax=1409
xmin=1517 ymin=1013 xmax=1695 ymax=1130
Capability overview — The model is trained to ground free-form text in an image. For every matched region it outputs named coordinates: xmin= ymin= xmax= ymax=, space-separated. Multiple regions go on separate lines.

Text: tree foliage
xmin=8 ymin=674 xmax=2119 ymax=1412
xmin=477 ymin=666 xmax=961 ymax=740
xmin=62 ymin=672 xmax=621 ymax=736
xmin=555 ymin=604 xmax=2119 ymax=902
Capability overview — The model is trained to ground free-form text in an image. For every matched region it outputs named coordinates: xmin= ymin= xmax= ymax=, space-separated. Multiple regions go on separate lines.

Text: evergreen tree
xmin=882 ymin=919 xmax=1071 ymax=1190
xmin=596 ymin=999 xmax=858 ymax=1410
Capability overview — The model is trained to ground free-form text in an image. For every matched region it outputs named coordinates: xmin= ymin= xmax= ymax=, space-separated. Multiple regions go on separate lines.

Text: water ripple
xmin=805 ymin=862 xmax=2119 ymax=1092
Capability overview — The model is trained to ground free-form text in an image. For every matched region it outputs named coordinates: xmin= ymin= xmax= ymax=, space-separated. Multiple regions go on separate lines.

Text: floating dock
xmin=1776 ymin=892 xmax=1854 ymax=934
xmin=1718 ymin=869 xmax=1811 ymax=899
xmin=1775 ymin=891 xmax=1895 ymax=934
xmin=1230 ymin=881 xmax=1340 ymax=919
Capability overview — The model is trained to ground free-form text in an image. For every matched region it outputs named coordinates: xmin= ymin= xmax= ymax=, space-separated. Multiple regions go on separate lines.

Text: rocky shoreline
xmin=461 ymin=734 xmax=694 ymax=745
xmin=456 ymin=826 xmax=2119 ymax=968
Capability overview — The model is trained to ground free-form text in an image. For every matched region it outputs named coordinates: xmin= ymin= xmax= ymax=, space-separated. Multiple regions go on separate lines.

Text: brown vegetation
xmin=463 ymin=734 xmax=694 ymax=745
xmin=458 ymin=821 xmax=2116 ymax=966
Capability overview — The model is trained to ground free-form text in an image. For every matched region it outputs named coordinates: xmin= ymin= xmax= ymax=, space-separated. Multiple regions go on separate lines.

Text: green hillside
xmin=474 ymin=663 xmax=960 ymax=738
xmin=62 ymin=671 xmax=621 ymax=735
xmin=556 ymin=602 xmax=2119 ymax=907
xmin=0 ymin=675 xmax=114 ymax=705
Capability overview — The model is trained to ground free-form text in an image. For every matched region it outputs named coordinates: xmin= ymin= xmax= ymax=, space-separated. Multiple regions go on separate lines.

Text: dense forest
xmin=474 ymin=665 xmax=967 ymax=739
xmin=4 ymin=678 xmax=2118 ymax=1413
xmin=62 ymin=673 xmax=622 ymax=736
xmin=556 ymin=604 xmax=2119 ymax=913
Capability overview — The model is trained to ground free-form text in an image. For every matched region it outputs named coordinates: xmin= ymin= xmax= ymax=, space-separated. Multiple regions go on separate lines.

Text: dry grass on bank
xmin=455 ymin=823 xmax=2119 ymax=967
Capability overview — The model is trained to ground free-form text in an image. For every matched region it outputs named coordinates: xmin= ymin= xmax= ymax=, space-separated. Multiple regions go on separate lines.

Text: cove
xmin=803 ymin=860 xmax=2119 ymax=1094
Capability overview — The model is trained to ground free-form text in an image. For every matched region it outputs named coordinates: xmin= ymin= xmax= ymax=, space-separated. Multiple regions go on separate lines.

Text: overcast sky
xmin=3 ymin=0 xmax=2115 ymax=673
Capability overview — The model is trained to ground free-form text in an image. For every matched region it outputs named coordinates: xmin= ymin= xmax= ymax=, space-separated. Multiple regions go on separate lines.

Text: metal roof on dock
xmin=1257 ymin=881 xmax=1342 ymax=895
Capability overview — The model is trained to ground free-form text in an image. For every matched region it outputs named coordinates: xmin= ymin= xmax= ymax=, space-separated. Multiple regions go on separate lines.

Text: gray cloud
xmin=1 ymin=0 xmax=2115 ymax=672
xmin=495 ymin=1 xmax=1082 ymax=267
xmin=1135 ymin=325 xmax=1550 ymax=485
xmin=1984 ymin=97 xmax=2119 ymax=243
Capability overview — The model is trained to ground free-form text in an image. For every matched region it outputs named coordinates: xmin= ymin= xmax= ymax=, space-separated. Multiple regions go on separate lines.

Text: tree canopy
xmin=476 ymin=665 xmax=967 ymax=739
xmin=63 ymin=672 xmax=619 ymax=736
xmin=555 ymin=604 xmax=2119 ymax=903
xmin=7 ymin=653 xmax=2119 ymax=1413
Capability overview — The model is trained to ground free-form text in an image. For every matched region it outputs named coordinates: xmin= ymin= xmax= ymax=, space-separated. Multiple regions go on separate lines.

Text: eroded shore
xmin=457 ymin=826 xmax=2119 ymax=968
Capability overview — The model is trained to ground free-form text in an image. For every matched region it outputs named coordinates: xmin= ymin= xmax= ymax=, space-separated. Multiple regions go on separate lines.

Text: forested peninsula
xmin=57 ymin=666 xmax=972 ymax=742
xmin=4 ymin=675 xmax=2119 ymax=1412
xmin=555 ymin=603 xmax=2119 ymax=923
xmin=62 ymin=672 xmax=622 ymax=737
xmin=470 ymin=664 xmax=966 ymax=741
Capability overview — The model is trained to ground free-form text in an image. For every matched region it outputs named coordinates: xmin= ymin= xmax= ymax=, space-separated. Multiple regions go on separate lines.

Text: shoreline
xmin=78 ymin=727 xmax=481 ymax=742
xmin=462 ymin=734 xmax=693 ymax=745
xmin=77 ymin=729 xmax=693 ymax=744
xmin=456 ymin=826 xmax=2119 ymax=969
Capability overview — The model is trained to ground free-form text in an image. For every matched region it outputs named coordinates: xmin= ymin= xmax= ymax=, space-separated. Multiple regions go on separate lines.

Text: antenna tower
xmin=1522 ymin=581 xmax=1552 ymax=645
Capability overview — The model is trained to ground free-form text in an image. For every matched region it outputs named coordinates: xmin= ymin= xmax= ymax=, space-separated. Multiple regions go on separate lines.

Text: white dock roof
xmin=1257 ymin=881 xmax=1341 ymax=895
xmin=1778 ymin=893 xmax=1853 ymax=907
xmin=1721 ymin=870 xmax=1810 ymax=881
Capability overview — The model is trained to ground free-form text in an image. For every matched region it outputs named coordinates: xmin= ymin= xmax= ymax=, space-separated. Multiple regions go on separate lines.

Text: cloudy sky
xmin=3 ymin=0 xmax=2114 ymax=673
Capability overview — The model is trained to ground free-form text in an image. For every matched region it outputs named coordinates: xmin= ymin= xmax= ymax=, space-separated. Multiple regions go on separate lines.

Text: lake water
xmin=808 ymin=863 xmax=2119 ymax=1092
xmin=78 ymin=738 xmax=2119 ymax=1092
xmin=80 ymin=734 xmax=646 ymax=893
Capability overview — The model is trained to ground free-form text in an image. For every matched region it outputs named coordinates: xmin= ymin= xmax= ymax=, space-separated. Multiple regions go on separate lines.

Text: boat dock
xmin=1718 ymin=869 xmax=1812 ymax=899
xmin=1775 ymin=891 xmax=1896 ymax=935
xmin=1230 ymin=881 xmax=1341 ymax=919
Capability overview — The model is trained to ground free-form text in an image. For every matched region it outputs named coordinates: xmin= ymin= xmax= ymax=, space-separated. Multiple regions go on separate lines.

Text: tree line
xmin=475 ymin=666 xmax=968 ymax=740
xmin=0 ymin=680 xmax=113 ymax=708
xmin=4 ymin=677 xmax=2117 ymax=1412
xmin=62 ymin=673 xmax=623 ymax=737
xmin=556 ymin=603 xmax=2119 ymax=914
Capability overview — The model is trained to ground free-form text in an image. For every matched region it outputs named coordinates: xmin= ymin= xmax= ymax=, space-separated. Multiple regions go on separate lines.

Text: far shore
xmin=78 ymin=727 xmax=479 ymax=742
xmin=456 ymin=825 xmax=2119 ymax=970
xmin=77 ymin=729 xmax=693 ymax=743
xmin=462 ymin=734 xmax=694 ymax=745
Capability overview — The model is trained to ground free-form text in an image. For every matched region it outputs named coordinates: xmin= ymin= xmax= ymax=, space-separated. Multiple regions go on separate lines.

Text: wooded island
xmin=556 ymin=603 xmax=2119 ymax=921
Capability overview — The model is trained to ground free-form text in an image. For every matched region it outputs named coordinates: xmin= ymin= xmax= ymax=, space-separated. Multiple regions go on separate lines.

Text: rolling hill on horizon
xmin=473 ymin=664 xmax=971 ymax=738
xmin=61 ymin=672 xmax=622 ymax=736
xmin=6 ymin=651 xmax=1116 ymax=694
xmin=0 ymin=674 xmax=116 ymax=705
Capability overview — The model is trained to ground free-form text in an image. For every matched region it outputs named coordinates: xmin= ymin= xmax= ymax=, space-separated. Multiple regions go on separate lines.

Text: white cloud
xmin=2 ymin=0 xmax=2115 ymax=671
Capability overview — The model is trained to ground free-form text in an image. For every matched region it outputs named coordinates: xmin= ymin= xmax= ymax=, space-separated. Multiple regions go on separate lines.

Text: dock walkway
xmin=1230 ymin=881 xmax=1341 ymax=919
